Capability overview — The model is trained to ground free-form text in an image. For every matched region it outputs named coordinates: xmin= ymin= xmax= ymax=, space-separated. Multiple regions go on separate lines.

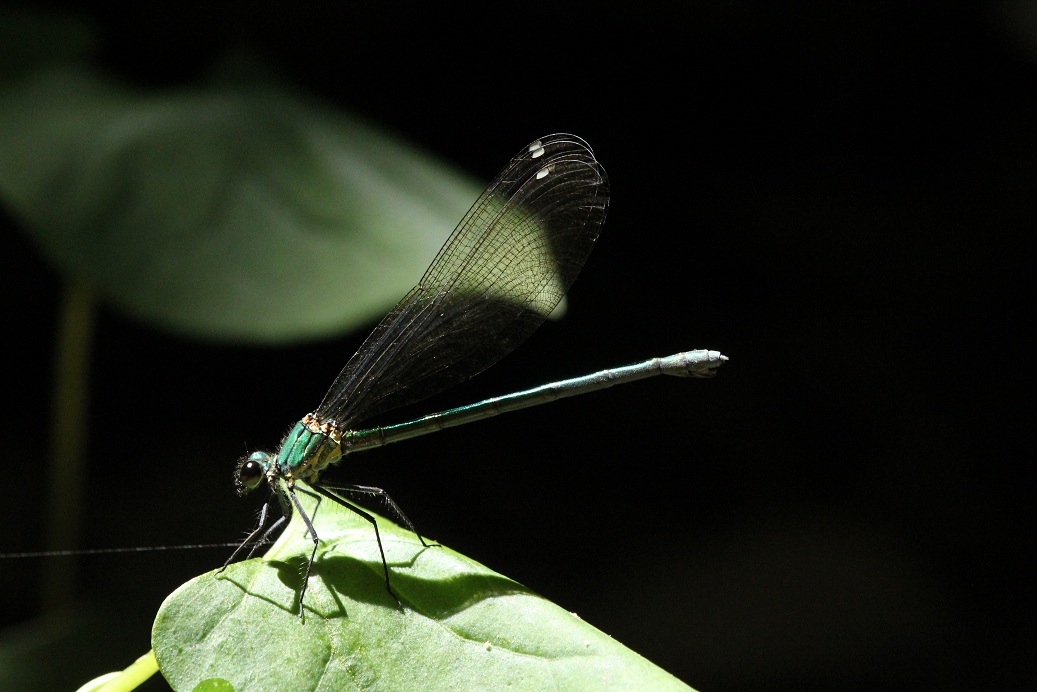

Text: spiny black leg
xmin=321 ymin=482 xmax=439 ymax=548
xmin=313 ymin=484 xmax=403 ymax=610
xmin=220 ymin=498 xmax=274 ymax=574
xmin=287 ymin=485 xmax=321 ymax=619
xmin=244 ymin=514 xmax=287 ymax=561
xmin=297 ymin=487 xmax=323 ymax=540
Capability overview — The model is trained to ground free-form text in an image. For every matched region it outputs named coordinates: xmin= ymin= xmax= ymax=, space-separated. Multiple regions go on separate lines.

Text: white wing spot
xmin=536 ymin=165 xmax=551 ymax=180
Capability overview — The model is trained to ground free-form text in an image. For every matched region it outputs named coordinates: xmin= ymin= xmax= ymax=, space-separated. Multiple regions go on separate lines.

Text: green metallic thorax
xmin=275 ymin=413 xmax=344 ymax=483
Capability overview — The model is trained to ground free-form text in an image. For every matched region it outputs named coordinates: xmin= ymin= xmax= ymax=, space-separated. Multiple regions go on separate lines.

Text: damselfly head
xmin=234 ymin=451 xmax=271 ymax=496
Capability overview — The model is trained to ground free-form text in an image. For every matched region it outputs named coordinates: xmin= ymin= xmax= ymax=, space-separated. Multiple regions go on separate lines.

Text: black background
xmin=1 ymin=2 xmax=1033 ymax=691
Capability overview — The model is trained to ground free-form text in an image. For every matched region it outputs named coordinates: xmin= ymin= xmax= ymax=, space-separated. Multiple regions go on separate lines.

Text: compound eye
xmin=235 ymin=452 xmax=269 ymax=493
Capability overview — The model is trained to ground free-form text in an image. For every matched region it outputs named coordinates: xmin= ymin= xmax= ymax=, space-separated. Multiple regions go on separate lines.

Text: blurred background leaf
xmin=0 ymin=58 xmax=481 ymax=343
xmin=0 ymin=6 xmax=97 ymax=80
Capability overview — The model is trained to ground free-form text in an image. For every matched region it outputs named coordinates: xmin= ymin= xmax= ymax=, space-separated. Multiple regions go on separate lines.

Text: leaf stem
xmin=42 ymin=282 xmax=96 ymax=612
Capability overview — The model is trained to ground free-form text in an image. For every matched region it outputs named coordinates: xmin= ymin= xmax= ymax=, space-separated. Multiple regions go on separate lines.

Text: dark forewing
xmin=315 ymin=134 xmax=609 ymax=427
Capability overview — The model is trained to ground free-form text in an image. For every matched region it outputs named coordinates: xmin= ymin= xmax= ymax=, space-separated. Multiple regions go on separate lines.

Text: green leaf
xmin=153 ymin=487 xmax=694 ymax=691
xmin=0 ymin=62 xmax=481 ymax=343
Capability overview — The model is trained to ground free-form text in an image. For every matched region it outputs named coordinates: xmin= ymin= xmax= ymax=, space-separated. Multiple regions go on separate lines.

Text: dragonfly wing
xmin=315 ymin=134 xmax=608 ymax=427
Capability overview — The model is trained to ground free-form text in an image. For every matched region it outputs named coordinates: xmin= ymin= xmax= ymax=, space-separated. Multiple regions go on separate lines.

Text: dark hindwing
xmin=315 ymin=134 xmax=609 ymax=427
